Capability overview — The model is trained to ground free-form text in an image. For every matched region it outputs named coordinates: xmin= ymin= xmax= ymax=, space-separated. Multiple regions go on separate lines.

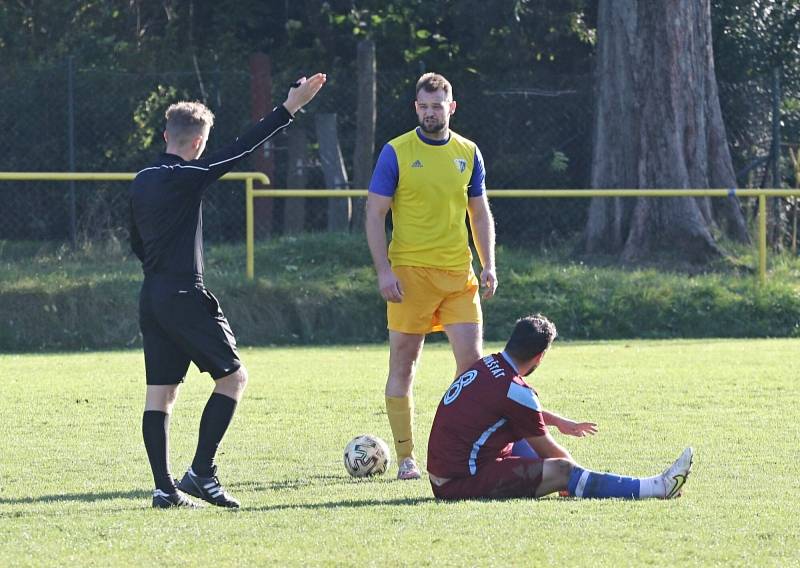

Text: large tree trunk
xmin=585 ymin=0 xmax=750 ymax=263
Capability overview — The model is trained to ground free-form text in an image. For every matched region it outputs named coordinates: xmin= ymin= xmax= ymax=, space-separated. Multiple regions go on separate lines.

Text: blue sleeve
xmin=368 ymin=144 xmax=399 ymax=197
xmin=467 ymin=145 xmax=486 ymax=197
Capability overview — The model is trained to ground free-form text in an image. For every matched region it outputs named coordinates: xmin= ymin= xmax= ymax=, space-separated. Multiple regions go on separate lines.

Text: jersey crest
xmin=454 ymin=158 xmax=467 ymax=173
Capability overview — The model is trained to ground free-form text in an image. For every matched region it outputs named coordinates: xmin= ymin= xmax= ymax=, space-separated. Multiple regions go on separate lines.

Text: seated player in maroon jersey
xmin=426 ymin=314 xmax=693 ymax=500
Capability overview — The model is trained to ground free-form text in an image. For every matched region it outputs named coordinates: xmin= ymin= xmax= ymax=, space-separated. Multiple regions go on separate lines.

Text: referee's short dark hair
xmin=504 ymin=314 xmax=558 ymax=361
xmin=165 ymin=101 xmax=215 ymax=146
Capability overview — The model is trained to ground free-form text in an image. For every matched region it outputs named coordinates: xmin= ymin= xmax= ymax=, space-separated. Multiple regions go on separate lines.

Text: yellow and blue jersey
xmin=368 ymin=128 xmax=486 ymax=270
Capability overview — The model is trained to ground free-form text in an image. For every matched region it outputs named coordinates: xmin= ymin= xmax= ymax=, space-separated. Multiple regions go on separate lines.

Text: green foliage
xmin=0 ymin=1 xmax=595 ymax=77
xmin=712 ymin=0 xmax=800 ymax=175
xmin=712 ymin=0 xmax=800 ymax=75
xmin=129 ymin=85 xmax=180 ymax=152
xmin=1 ymin=233 xmax=799 ymax=352
xmin=486 ymin=247 xmax=800 ymax=340
xmin=550 ymin=150 xmax=569 ymax=173
xmin=1 ymin=339 xmax=799 ymax=565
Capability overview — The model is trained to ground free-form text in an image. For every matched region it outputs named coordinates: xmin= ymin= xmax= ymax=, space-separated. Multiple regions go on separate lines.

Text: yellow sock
xmin=386 ymin=395 xmax=414 ymax=462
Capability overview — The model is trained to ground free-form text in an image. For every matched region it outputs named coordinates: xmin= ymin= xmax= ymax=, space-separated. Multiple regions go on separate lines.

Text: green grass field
xmin=2 ymin=339 xmax=799 ymax=566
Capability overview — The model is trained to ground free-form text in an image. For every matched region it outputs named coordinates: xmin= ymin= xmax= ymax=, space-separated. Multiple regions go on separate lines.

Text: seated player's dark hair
xmin=504 ymin=314 xmax=558 ymax=361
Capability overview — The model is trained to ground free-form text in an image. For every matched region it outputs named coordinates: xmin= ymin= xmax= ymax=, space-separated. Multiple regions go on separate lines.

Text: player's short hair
xmin=165 ymin=101 xmax=215 ymax=147
xmin=504 ymin=314 xmax=558 ymax=361
xmin=416 ymin=72 xmax=453 ymax=100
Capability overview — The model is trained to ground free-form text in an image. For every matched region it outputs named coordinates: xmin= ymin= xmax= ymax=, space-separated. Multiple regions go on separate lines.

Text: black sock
xmin=142 ymin=410 xmax=175 ymax=493
xmin=191 ymin=393 xmax=238 ymax=477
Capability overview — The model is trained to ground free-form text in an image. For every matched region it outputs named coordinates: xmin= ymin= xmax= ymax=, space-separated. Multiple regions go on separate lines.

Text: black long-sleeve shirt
xmin=130 ymin=105 xmax=293 ymax=281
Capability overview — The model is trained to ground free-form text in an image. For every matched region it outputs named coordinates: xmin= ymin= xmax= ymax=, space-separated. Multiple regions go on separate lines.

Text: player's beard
xmin=419 ymin=116 xmax=446 ymax=134
xmin=523 ymin=363 xmax=539 ymax=377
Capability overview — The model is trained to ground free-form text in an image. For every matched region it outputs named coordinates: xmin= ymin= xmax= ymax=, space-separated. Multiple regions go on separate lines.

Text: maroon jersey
xmin=427 ymin=352 xmax=547 ymax=478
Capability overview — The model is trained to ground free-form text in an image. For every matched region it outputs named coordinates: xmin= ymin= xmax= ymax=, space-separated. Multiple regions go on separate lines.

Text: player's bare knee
xmin=232 ymin=365 xmax=248 ymax=389
xmin=393 ymin=349 xmax=421 ymax=369
xmin=388 ymin=355 xmax=419 ymax=388
xmin=553 ymin=458 xmax=574 ymax=483
xmin=164 ymin=386 xmax=179 ymax=407
xmin=544 ymin=458 xmax=574 ymax=486
xmin=214 ymin=366 xmax=248 ymax=400
xmin=145 ymin=384 xmax=181 ymax=413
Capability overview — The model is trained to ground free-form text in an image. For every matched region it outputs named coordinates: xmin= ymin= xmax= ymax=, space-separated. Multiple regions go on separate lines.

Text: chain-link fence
xmin=0 ymin=61 xmax=796 ymax=250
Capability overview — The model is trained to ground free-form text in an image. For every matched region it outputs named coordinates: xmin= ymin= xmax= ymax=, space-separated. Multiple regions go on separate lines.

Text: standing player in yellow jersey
xmin=365 ymin=73 xmax=498 ymax=480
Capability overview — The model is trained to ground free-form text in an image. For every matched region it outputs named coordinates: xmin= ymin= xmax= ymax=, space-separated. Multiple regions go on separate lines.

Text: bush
xmin=1 ymin=234 xmax=798 ymax=351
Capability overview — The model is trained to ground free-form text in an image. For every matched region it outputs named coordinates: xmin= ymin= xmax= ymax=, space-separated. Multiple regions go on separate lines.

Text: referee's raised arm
xmin=188 ymin=73 xmax=328 ymax=184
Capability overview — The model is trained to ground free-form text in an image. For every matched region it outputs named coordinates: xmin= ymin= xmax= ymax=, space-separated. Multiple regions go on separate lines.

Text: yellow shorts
xmin=387 ymin=265 xmax=481 ymax=334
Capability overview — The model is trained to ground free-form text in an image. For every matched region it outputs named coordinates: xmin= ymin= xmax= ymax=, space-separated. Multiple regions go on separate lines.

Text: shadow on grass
xmin=0 ymin=489 xmax=149 ymax=506
xmin=230 ymin=474 xmax=364 ymax=492
xmin=241 ymin=496 xmax=435 ymax=513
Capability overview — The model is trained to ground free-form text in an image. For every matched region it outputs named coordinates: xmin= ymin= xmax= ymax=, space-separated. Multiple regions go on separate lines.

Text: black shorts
xmin=139 ymin=277 xmax=241 ymax=385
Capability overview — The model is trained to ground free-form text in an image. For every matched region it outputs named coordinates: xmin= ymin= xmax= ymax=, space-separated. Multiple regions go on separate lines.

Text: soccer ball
xmin=343 ymin=434 xmax=391 ymax=478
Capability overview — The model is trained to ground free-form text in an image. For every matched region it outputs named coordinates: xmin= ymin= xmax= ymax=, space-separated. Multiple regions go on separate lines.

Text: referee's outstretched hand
xmin=283 ymin=73 xmax=327 ymax=116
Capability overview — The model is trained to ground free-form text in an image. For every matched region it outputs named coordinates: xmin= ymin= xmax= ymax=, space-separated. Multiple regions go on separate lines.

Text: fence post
xmin=767 ymin=67 xmax=783 ymax=248
xmin=316 ymin=113 xmax=352 ymax=232
xmin=66 ymin=56 xmax=77 ymax=248
xmin=771 ymin=67 xmax=781 ymax=191
xmin=249 ymin=53 xmax=274 ymax=237
xmin=246 ymin=177 xmax=255 ymax=280
xmin=759 ymin=194 xmax=767 ymax=285
xmin=285 ymin=127 xmax=308 ymax=234
xmin=351 ymin=39 xmax=376 ymax=232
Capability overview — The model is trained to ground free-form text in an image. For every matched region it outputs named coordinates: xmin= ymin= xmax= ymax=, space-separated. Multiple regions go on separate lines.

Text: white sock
xmin=638 ymin=474 xmax=666 ymax=498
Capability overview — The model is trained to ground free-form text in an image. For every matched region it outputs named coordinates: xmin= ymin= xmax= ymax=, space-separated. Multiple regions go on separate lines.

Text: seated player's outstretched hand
xmin=284 ymin=73 xmax=327 ymax=115
xmin=557 ymin=419 xmax=598 ymax=437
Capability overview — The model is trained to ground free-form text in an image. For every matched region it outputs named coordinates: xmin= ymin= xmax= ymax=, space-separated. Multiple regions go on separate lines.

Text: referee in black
xmin=130 ymin=73 xmax=326 ymax=508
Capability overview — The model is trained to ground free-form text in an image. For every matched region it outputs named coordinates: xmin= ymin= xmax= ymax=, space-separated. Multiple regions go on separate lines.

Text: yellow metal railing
xmin=0 ymin=170 xmax=268 ymax=277
xmin=1 ymin=173 xmax=796 ymax=285
xmin=247 ymin=187 xmax=800 ymax=284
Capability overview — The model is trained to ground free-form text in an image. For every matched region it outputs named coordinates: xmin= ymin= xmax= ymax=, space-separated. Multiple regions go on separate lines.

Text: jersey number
xmin=443 ymin=370 xmax=478 ymax=405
